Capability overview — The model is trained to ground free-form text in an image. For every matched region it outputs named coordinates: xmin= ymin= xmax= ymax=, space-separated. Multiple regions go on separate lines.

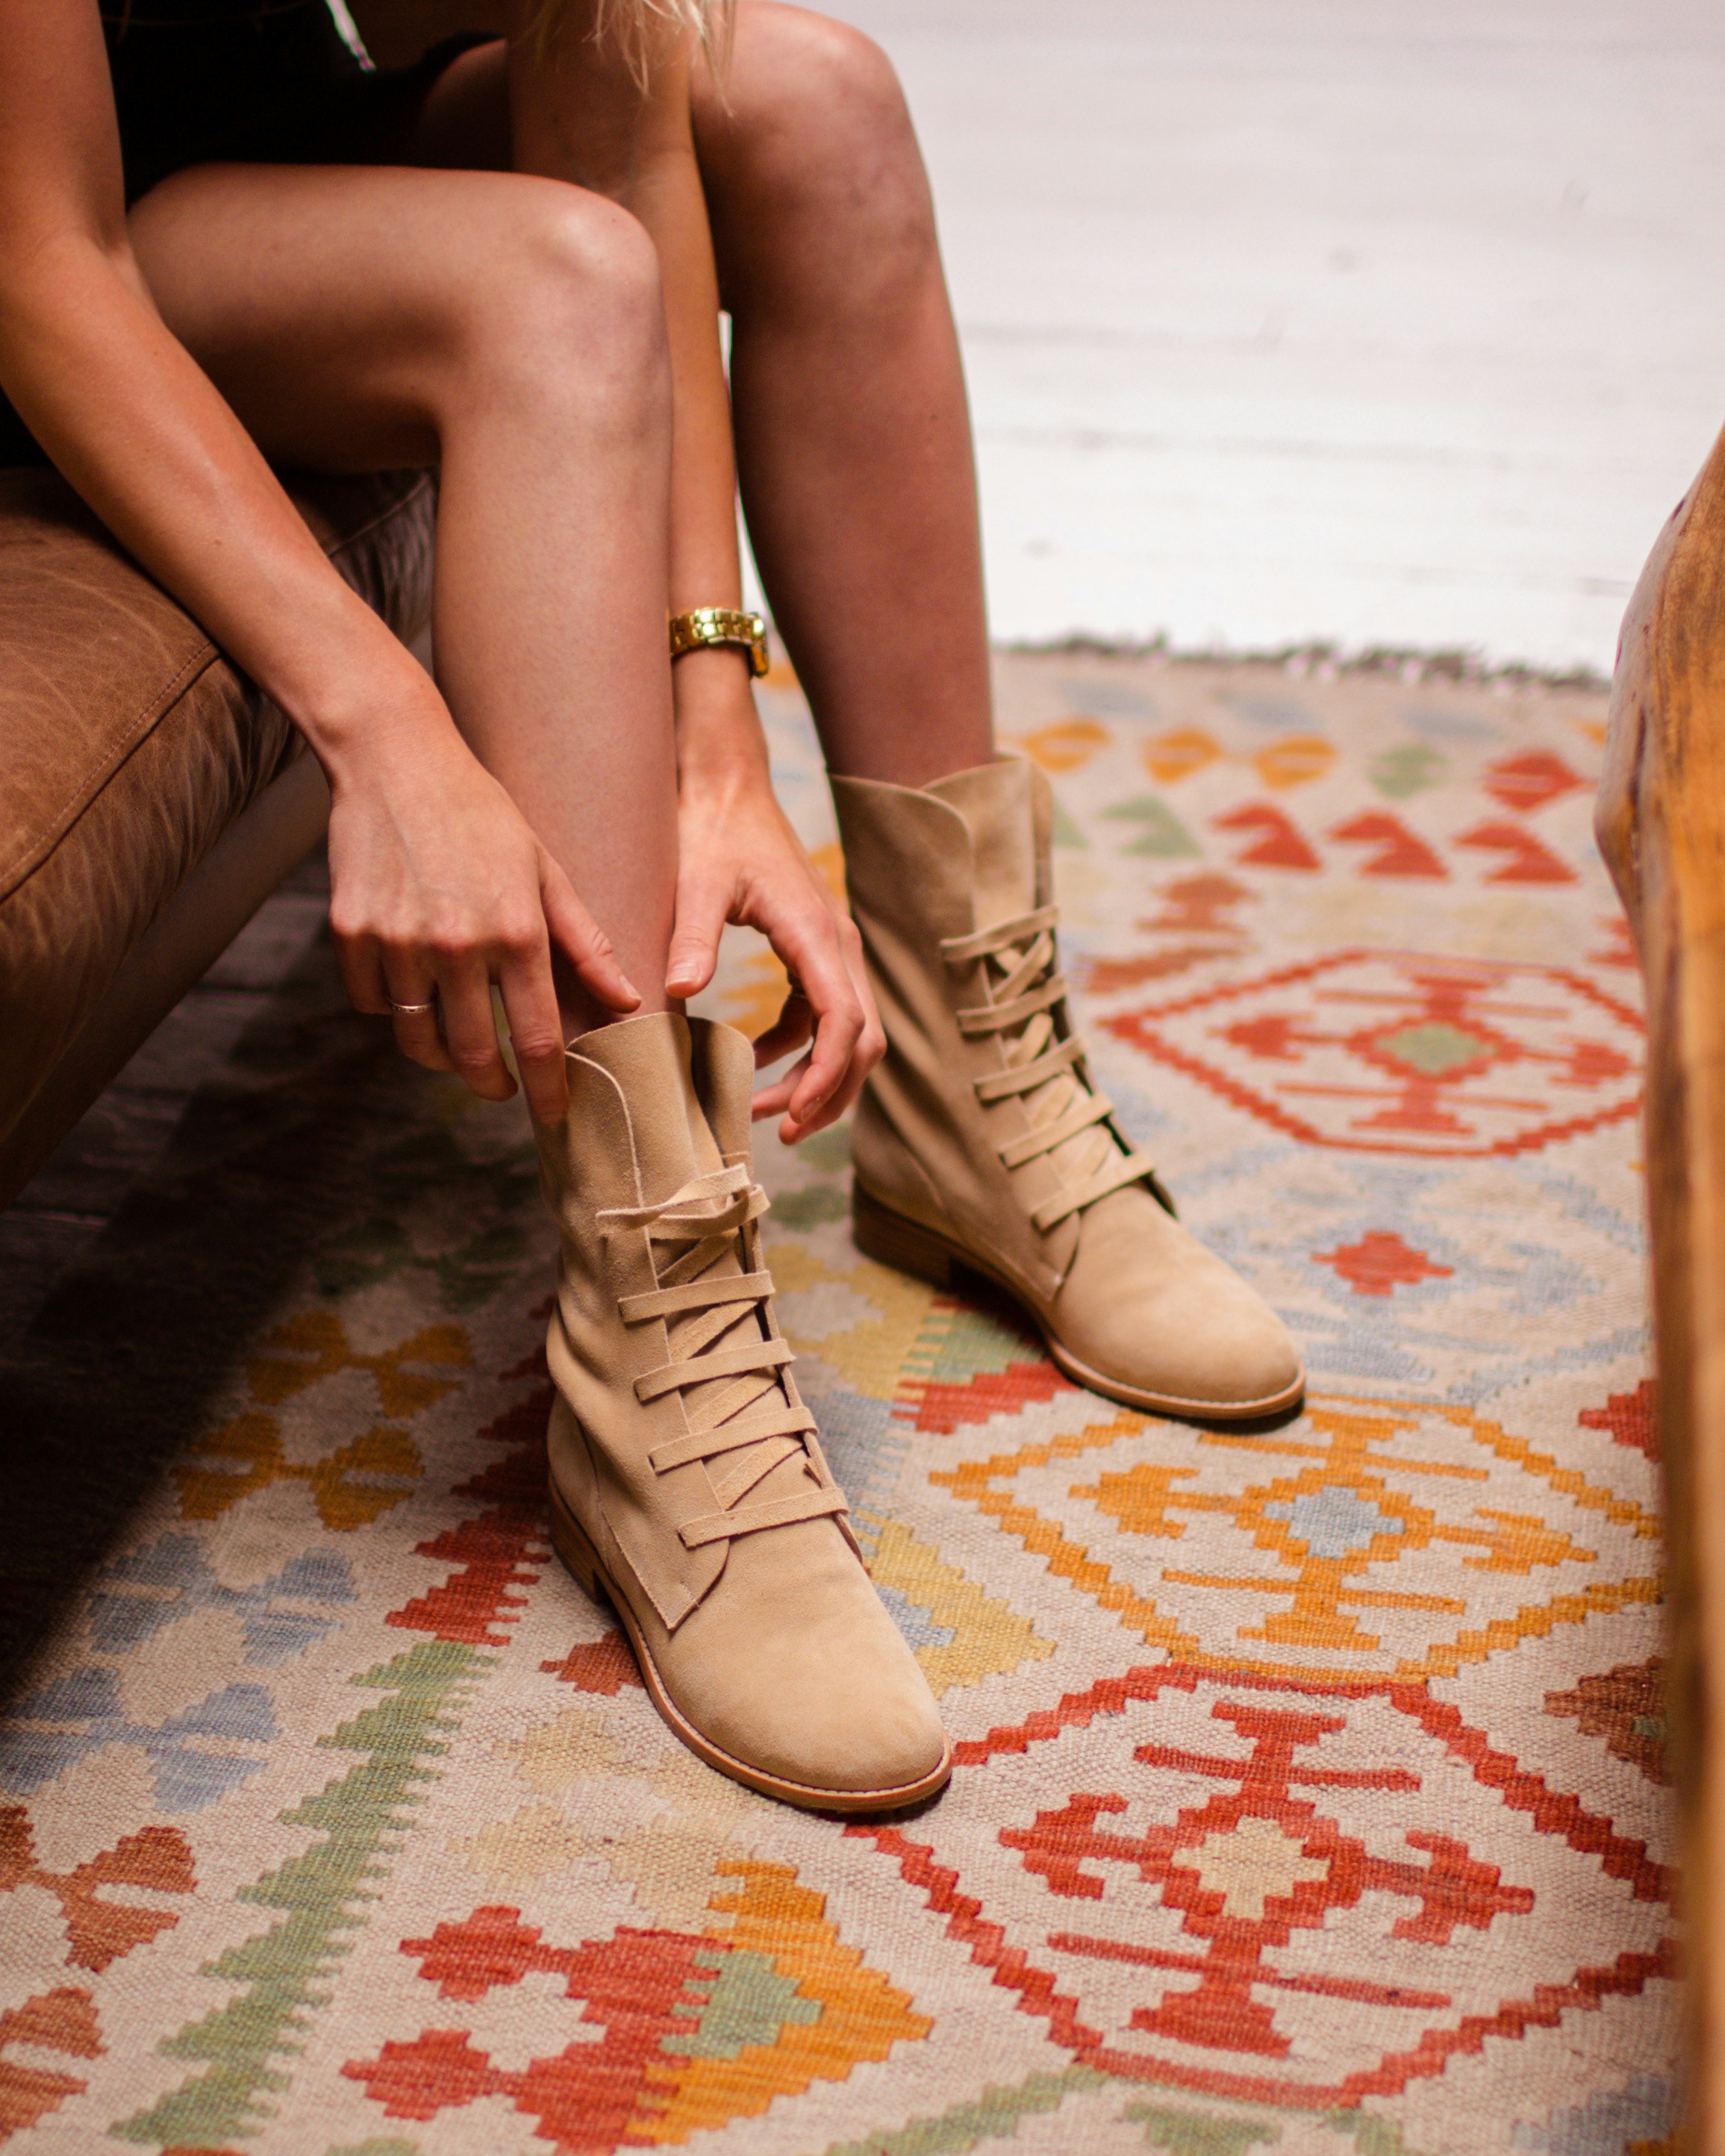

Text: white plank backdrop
xmin=803 ymin=0 xmax=1725 ymax=674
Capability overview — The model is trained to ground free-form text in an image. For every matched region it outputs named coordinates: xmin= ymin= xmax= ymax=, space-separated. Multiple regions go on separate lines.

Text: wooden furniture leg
xmin=1597 ymin=421 xmax=1725 ymax=2144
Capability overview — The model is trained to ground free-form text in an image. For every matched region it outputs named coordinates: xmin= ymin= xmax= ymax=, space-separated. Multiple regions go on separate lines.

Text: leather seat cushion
xmin=0 ymin=466 xmax=435 ymax=1151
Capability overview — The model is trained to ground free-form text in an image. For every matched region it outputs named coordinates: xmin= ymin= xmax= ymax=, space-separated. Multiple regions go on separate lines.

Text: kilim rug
xmin=0 ymin=652 xmax=1674 ymax=2154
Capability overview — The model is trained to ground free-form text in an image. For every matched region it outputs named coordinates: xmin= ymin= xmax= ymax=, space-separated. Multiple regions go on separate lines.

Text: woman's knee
xmin=707 ymin=8 xmax=935 ymax=280
xmin=452 ymin=177 xmax=670 ymax=429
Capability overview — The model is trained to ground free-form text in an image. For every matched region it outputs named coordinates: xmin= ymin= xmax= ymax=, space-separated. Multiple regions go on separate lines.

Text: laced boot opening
xmin=609 ymin=1163 xmax=846 ymax=1554
xmin=942 ymin=904 xmax=1160 ymax=1233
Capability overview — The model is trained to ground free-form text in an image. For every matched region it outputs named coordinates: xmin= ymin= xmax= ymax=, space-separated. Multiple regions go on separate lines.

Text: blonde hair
xmin=529 ymin=0 xmax=732 ymax=89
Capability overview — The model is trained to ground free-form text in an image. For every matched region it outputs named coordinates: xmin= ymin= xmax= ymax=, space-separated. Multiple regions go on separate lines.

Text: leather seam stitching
xmin=0 ymin=471 xmax=432 ymax=904
xmin=0 ymin=641 xmax=219 ymax=902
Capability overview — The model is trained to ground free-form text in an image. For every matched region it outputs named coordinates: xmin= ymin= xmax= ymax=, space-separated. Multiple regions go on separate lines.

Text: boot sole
xmin=546 ymin=1472 xmax=953 ymax=1815
xmin=852 ymin=1179 xmax=1306 ymax=1423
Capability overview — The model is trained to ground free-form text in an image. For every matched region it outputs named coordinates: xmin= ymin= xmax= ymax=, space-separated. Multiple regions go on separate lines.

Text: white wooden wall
xmin=808 ymin=0 xmax=1725 ymax=675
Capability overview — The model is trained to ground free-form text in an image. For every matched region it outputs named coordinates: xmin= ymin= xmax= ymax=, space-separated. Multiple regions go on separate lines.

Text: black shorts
xmin=0 ymin=2 xmax=488 ymax=466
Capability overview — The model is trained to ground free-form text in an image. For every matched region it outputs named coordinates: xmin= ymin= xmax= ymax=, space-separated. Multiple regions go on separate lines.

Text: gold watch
xmin=668 ymin=607 xmax=770 ymax=679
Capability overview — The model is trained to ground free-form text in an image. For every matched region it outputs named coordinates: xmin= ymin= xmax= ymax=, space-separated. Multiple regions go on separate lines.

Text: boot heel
xmin=852 ymin=1181 xmax=955 ymax=1289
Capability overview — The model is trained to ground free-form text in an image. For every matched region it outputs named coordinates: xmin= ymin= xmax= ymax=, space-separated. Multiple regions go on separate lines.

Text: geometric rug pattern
xmin=0 ymin=653 xmax=1673 ymax=2152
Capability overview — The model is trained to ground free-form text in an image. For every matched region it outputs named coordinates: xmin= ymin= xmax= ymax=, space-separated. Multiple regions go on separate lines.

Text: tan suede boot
xmin=832 ymin=757 xmax=1304 ymax=1420
xmin=536 ymin=1010 xmax=950 ymax=1811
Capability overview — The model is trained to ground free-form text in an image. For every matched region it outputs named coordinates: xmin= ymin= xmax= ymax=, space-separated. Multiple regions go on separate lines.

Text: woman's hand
xmin=325 ymin=690 xmax=640 ymax=1125
xmin=667 ymin=725 xmax=883 ymax=1145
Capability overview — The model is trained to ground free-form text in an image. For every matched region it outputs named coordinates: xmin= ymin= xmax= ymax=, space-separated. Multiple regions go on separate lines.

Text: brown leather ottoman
xmin=0 ymin=466 xmax=434 ymax=1207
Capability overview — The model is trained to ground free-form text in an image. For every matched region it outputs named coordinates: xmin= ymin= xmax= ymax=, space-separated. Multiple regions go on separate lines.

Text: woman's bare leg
xmin=694 ymin=4 xmax=994 ymax=788
xmin=400 ymin=17 xmax=992 ymax=791
xmin=128 ymin=160 xmax=680 ymax=1028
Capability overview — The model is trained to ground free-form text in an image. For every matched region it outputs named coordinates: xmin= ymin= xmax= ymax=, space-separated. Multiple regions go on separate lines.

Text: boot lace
xmin=602 ymin=1163 xmax=846 ymax=1552
xmin=941 ymin=904 xmax=1158 ymax=1233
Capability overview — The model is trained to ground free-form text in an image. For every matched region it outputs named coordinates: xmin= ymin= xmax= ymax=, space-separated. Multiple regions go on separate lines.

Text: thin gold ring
xmin=388 ymin=997 xmax=437 ymax=1017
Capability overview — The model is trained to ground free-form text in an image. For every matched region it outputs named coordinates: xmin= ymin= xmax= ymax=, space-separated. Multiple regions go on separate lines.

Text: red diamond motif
xmin=1482 ymin=750 xmax=1583 ymax=813
xmin=1314 ymin=1232 xmax=1453 ymax=1298
xmin=1213 ymin=803 xmax=1321 ymax=872
xmin=1105 ymin=951 xmax=1642 ymax=1158
xmin=1579 ymin=1379 xmax=1658 ymax=1460
xmin=855 ymin=1664 xmax=1673 ymax=2109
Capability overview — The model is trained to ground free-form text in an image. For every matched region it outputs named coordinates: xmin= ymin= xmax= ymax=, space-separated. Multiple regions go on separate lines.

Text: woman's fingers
xmin=750 ymin=981 xmax=814 ymax=1072
xmin=755 ymin=911 xmax=885 ymax=1138
xmin=338 ymin=912 xmax=457 ymax=1074
xmin=349 ymin=870 xmax=584 ymax=1119
xmin=376 ymin=950 xmax=457 ymax=1074
xmin=334 ymin=928 xmax=390 ymax=1018
xmin=750 ymin=1044 xmax=814 ymax=1123
xmin=393 ymin=1003 xmax=455 ymax=1072
xmin=758 ymin=906 xmax=865 ymax=1142
xmin=540 ymin=854 xmax=640 ymax=1013
xmin=325 ymin=742 xmax=624 ymax=1109
xmin=666 ymin=863 xmax=730 ymax=1002
xmin=375 ymin=930 xmax=568 ymax=1120
xmin=434 ymin=953 xmax=517 ymax=1102
xmin=497 ymin=945 xmax=572 ymax=1125
xmin=835 ymin=911 xmax=887 ymax=1083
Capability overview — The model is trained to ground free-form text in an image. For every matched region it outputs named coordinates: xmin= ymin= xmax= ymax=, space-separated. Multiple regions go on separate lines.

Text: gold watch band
xmin=668 ymin=607 xmax=770 ymax=679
